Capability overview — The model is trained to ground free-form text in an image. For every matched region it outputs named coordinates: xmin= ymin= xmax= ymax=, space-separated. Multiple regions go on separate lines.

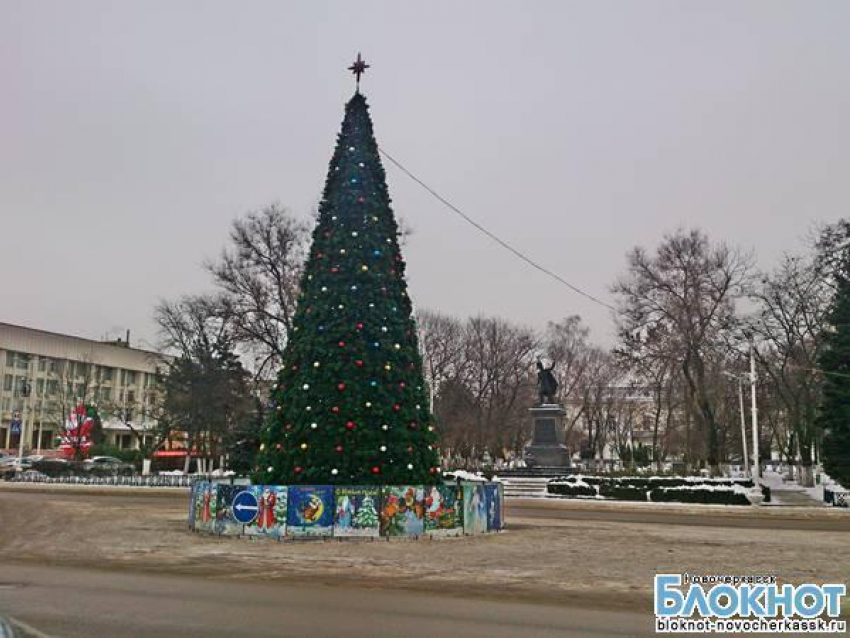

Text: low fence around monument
xmin=189 ymin=481 xmax=504 ymax=539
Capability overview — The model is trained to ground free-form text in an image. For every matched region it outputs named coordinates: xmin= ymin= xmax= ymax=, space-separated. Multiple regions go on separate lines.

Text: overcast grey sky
xmin=2 ymin=1 xmax=849 ymax=348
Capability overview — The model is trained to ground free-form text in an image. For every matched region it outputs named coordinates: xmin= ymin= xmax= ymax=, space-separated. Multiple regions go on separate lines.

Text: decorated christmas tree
xmin=354 ymin=495 xmax=379 ymax=528
xmin=255 ymin=56 xmax=440 ymax=485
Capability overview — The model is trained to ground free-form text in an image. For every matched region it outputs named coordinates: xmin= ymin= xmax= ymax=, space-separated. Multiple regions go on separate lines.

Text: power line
xmin=378 ymin=147 xmax=618 ymax=312
xmin=788 ymin=363 xmax=850 ymax=380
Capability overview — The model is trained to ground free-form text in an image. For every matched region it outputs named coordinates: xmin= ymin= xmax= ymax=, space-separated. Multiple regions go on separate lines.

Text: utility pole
xmin=749 ymin=344 xmax=760 ymax=481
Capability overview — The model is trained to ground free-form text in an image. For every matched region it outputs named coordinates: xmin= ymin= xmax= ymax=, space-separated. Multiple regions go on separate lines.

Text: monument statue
xmin=536 ymin=358 xmax=559 ymax=405
xmin=524 ymin=356 xmax=571 ymax=469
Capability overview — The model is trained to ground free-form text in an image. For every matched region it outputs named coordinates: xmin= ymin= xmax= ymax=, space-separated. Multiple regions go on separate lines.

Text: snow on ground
xmin=1 ymin=484 xmax=846 ymax=613
xmin=761 ymin=469 xmax=824 ymax=506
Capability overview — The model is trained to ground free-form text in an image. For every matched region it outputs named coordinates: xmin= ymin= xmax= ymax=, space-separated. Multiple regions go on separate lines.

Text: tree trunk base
xmin=799 ymin=465 xmax=814 ymax=488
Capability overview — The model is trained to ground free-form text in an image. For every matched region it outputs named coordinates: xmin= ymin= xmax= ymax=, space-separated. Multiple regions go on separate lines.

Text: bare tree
xmin=462 ymin=316 xmax=538 ymax=460
xmin=750 ymin=251 xmax=830 ymax=486
xmin=155 ymin=295 xmax=253 ymax=472
xmin=206 ymin=204 xmax=308 ymax=379
xmin=613 ymin=228 xmax=752 ymax=475
xmin=416 ymin=310 xmax=469 ymax=398
xmin=38 ymin=356 xmax=105 ymax=460
xmin=424 ymin=314 xmax=538 ymax=465
xmin=544 ymin=316 xmax=600 ymax=443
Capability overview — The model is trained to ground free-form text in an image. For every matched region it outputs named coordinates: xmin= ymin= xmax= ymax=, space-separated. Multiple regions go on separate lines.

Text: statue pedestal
xmin=524 ymin=404 xmax=571 ymax=468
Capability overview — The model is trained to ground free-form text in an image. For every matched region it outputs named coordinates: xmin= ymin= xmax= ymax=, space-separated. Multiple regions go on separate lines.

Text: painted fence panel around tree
xmin=189 ymin=482 xmax=503 ymax=539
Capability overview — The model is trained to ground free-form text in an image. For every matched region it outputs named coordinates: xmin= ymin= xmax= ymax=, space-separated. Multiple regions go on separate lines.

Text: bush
xmin=598 ymin=483 xmax=648 ymax=501
xmin=547 ymin=482 xmax=596 ymax=498
xmin=649 ymin=487 xmax=751 ymax=506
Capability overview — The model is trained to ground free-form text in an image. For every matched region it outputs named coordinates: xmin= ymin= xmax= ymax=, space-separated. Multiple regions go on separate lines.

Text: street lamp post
xmin=16 ymin=377 xmax=32 ymax=464
xmin=723 ymin=371 xmax=750 ymax=478
xmin=749 ymin=344 xmax=760 ymax=481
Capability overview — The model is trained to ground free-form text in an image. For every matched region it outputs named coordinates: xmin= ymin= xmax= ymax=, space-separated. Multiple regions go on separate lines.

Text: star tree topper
xmin=348 ymin=52 xmax=370 ymax=92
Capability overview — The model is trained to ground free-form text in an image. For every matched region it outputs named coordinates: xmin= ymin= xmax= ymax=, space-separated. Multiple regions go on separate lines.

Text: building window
xmin=36 ymin=379 xmax=45 ymax=396
xmin=16 ymin=354 xmax=30 ymax=370
xmin=5 ymin=352 xmax=15 ymax=367
xmin=125 ymin=370 xmax=136 ymax=386
xmin=101 ymin=367 xmax=113 ymax=382
xmin=38 ymin=358 xmax=46 ymax=372
xmin=127 ymin=390 xmax=136 ymax=404
xmin=1 ymin=397 xmax=10 ymax=411
xmin=48 ymin=359 xmax=59 ymax=374
xmin=3 ymin=375 xmax=12 ymax=392
xmin=46 ymin=380 xmax=59 ymax=396
xmin=100 ymin=387 xmax=112 ymax=402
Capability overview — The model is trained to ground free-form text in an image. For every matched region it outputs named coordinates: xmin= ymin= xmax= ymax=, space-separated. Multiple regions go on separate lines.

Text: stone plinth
xmin=524 ymin=404 xmax=571 ymax=468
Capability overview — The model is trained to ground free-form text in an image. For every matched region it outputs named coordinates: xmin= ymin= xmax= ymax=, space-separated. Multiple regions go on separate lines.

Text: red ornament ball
xmin=356 ymin=322 xmax=364 ymax=330
xmin=332 ymin=406 xmax=340 ymax=414
xmin=337 ymin=383 xmax=346 ymax=391
xmin=338 ymin=341 xmax=346 ymax=348
xmin=393 ymin=403 xmax=401 ymax=411
xmin=407 ymin=446 xmax=413 ymax=453
xmin=355 ymin=360 xmax=364 ymax=368
xmin=358 ymin=196 xmax=365 ymax=204
xmin=331 ymin=267 xmax=339 ymax=273
xmin=429 ymin=467 xmax=437 ymax=474
xmin=346 ymin=421 xmax=355 ymax=430
xmin=276 ymin=443 xmax=282 ymax=450
xmin=294 ymin=466 xmax=302 ymax=474
xmin=399 ymin=382 xmax=406 ymax=389
xmin=335 ymin=445 xmax=344 ymax=453
xmin=371 ymin=466 xmax=381 ymax=475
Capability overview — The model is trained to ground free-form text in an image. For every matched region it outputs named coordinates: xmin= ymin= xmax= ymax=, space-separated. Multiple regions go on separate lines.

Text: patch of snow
xmin=443 ymin=470 xmax=497 ymax=483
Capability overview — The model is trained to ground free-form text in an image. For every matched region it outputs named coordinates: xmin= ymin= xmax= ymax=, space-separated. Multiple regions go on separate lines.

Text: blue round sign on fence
xmin=232 ymin=490 xmax=259 ymax=524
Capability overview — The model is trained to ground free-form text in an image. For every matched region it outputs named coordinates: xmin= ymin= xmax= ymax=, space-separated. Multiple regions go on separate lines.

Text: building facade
xmin=0 ymin=322 xmax=166 ymax=455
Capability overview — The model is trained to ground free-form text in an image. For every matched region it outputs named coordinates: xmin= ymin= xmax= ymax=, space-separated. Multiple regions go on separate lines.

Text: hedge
xmin=547 ymin=475 xmax=769 ymax=505
xmin=547 ymin=483 xmax=597 ymax=498
xmin=649 ymin=487 xmax=750 ymax=506
xmin=598 ymin=483 xmax=648 ymax=501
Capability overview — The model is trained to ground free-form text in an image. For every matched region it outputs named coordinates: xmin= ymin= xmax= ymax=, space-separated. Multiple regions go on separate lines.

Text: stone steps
xmin=500 ymin=477 xmax=551 ymax=499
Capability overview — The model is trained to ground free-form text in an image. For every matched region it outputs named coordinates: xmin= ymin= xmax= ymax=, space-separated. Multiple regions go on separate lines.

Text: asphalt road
xmin=506 ymin=500 xmax=850 ymax=532
xmin=0 ymin=563 xmax=651 ymax=638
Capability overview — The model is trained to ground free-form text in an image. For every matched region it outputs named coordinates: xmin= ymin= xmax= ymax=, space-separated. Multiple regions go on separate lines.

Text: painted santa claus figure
xmin=262 ymin=489 xmax=276 ymax=530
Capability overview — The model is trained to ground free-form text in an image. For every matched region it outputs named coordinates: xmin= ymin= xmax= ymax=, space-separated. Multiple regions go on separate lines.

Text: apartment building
xmin=0 ymin=322 xmax=167 ymax=454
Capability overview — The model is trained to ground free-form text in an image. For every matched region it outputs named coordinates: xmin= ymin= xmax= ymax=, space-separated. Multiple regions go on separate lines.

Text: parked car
xmin=83 ymin=456 xmax=135 ymax=475
xmin=0 ymin=456 xmax=33 ymax=479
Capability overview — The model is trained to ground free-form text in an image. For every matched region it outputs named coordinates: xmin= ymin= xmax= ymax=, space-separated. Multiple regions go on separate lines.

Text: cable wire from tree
xmin=378 ymin=147 xmax=618 ymax=312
